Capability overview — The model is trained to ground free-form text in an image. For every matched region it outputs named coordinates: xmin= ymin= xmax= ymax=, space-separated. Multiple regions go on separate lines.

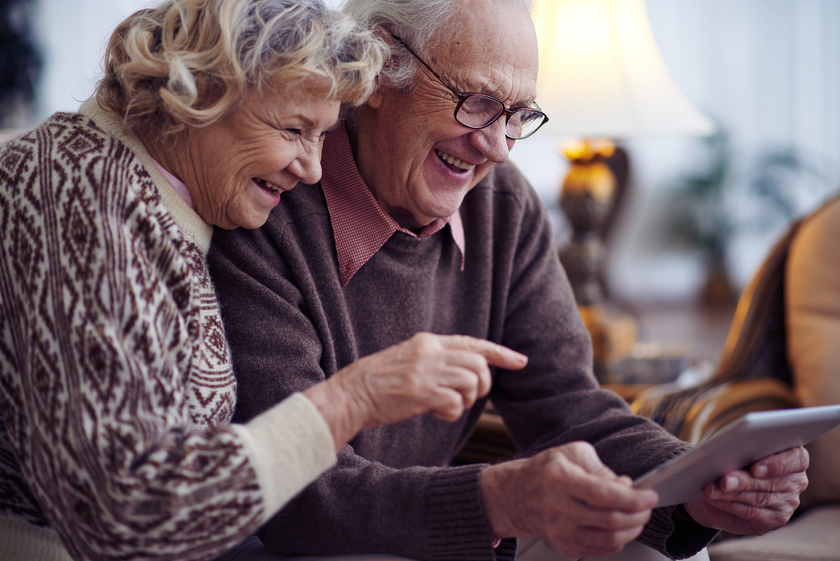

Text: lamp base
xmin=557 ymin=139 xmax=616 ymax=306
xmin=557 ymin=139 xmax=639 ymax=383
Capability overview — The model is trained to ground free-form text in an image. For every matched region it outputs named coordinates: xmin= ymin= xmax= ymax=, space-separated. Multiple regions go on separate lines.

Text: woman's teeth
xmin=436 ymin=149 xmax=475 ymax=172
xmin=255 ymin=178 xmax=281 ymax=194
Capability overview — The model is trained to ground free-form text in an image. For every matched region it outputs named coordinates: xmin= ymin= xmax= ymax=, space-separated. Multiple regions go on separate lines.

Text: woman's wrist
xmin=303 ymin=374 xmax=368 ymax=451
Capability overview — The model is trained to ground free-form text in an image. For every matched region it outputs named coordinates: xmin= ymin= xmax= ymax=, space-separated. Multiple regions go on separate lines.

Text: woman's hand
xmin=304 ymin=332 xmax=528 ymax=450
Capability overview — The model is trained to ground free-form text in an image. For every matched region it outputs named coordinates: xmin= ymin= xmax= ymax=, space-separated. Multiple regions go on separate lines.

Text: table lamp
xmin=531 ymin=0 xmax=714 ymax=375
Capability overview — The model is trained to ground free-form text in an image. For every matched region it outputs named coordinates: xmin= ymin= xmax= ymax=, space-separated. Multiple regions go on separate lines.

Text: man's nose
xmin=469 ymin=117 xmax=512 ymax=164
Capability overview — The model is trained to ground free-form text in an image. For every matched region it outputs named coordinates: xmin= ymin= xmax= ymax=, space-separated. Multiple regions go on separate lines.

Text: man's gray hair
xmin=342 ymin=0 xmax=532 ymax=91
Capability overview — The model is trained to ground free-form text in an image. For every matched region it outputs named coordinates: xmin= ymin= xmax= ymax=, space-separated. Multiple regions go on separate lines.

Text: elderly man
xmin=208 ymin=0 xmax=808 ymax=560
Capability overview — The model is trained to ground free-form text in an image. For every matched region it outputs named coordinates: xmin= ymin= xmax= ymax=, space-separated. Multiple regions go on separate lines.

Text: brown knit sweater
xmin=208 ymin=129 xmax=717 ymax=561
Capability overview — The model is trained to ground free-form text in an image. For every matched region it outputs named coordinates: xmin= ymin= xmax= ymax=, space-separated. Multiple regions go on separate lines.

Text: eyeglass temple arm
xmin=389 ymin=33 xmax=463 ymax=99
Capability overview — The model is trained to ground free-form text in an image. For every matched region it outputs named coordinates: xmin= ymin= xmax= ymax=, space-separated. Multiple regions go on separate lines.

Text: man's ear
xmin=366 ymin=26 xmax=395 ymax=110
xmin=374 ymin=24 xmax=396 ymax=47
xmin=366 ymin=83 xmax=384 ymax=109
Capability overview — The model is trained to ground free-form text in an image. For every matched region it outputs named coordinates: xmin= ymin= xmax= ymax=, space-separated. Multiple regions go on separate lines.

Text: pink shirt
xmin=153 ymin=160 xmax=194 ymax=209
xmin=321 ymin=126 xmax=465 ymax=286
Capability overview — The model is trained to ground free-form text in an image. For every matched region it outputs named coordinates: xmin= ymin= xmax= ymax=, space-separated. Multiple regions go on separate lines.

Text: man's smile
xmin=435 ymin=149 xmax=476 ymax=173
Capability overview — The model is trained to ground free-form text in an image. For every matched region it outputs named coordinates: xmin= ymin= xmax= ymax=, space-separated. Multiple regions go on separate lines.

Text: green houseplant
xmin=660 ymin=128 xmax=824 ymax=304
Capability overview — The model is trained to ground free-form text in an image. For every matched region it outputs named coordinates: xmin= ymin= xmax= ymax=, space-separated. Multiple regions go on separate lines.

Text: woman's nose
xmin=289 ymin=140 xmax=323 ymax=185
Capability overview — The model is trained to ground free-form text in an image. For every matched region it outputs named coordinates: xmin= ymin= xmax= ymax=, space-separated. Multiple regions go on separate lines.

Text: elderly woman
xmin=0 ymin=1 xmax=527 ymax=560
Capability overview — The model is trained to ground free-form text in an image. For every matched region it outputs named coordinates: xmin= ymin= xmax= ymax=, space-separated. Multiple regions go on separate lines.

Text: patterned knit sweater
xmin=0 ymin=101 xmax=336 ymax=561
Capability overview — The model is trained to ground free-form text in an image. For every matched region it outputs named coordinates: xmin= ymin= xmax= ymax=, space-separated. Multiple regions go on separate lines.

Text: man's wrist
xmin=480 ymin=461 xmax=523 ymax=540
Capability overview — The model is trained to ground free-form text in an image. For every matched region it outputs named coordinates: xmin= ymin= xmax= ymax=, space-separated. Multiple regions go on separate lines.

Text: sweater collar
xmin=321 ymin=125 xmax=465 ymax=286
xmin=78 ymin=99 xmax=213 ymax=253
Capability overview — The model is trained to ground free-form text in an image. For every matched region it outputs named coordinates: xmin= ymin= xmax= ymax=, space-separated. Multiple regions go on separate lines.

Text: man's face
xmin=356 ymin=0 xmax=539 ymax=229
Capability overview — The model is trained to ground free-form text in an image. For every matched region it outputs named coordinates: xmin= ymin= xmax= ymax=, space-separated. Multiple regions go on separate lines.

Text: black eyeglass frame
xmin=391 ymin=34 xmax=549 ymax=140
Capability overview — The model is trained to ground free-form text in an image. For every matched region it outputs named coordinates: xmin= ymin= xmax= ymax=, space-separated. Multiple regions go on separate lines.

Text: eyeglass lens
xmin=457 ymin=94 xmax=546 ymax=140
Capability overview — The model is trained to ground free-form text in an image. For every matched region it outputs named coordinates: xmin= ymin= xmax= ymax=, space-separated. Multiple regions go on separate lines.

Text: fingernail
xmin=723 ymin=476 xmax=739 ymax=491
xmin=754 ymin=465 xmax=768 ymax=478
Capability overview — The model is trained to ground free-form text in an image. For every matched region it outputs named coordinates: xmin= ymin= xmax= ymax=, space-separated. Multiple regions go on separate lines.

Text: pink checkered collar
xmin=321 ymin=125 xmax=465 ymax=286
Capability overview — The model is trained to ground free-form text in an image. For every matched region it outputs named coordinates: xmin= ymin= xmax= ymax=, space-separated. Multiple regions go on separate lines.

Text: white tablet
xmin=634 ymin=404 xmax=840 ymax=507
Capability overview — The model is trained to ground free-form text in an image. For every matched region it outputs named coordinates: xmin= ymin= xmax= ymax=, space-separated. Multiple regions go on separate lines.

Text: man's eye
xmin=285 ymin=128 xmax=302 ymax=137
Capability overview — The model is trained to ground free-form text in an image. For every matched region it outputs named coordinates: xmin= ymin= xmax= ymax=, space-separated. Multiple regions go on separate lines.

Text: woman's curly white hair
xmin=95 ymin=0 xmax=388 ymax=141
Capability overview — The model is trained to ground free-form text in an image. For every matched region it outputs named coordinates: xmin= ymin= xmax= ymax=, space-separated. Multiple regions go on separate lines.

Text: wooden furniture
xmin=454 ymin=384 xmax=653 ymax=465
xmin=453 ymin=410 xmax=516 ymax=465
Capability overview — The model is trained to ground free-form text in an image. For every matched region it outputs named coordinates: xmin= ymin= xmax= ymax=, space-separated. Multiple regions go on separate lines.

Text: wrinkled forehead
xmin=431 ymin=0 xmax=539 ymax=106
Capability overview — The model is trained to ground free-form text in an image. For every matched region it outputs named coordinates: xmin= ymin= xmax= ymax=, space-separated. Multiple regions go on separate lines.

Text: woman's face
xmin=178 ymin=83 xmax=340 ymax=229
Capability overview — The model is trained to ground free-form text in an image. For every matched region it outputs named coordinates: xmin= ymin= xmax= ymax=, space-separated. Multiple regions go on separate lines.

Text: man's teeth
xmin=255 ymin=178 xmax=281 ymax=193
xmin=436 ymin=149 xmax=475 ymax=171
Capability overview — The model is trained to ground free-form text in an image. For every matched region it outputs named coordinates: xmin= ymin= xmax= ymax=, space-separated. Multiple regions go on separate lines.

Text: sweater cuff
xmin=231 ymin=393 xmax=336 ymax=524
xmin=424 ymin=463 xmax=502 ymax=561
xmin=495 ymin=538 xmax=518 ymax=561
xmin=639 ymin=506 xmax=719 ymax=559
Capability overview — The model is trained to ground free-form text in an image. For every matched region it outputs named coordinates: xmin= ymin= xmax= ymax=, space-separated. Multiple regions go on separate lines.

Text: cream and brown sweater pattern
xmin=0 ymin=110 xmax=265 ymax=560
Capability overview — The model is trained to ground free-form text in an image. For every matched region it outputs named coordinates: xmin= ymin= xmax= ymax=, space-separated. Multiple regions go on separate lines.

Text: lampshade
xmin=532 ymin=0 xmax=715 ymax=139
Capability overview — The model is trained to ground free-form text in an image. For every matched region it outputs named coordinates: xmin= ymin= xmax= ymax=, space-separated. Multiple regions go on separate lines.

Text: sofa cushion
xmin=708 ymin=506 xmax=840 ymax=561
xmin=786 ymin=195 xmax=840 ymax=508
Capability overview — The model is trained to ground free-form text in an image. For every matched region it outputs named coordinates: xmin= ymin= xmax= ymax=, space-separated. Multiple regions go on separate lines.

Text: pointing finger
xmin=447 ymin=335 xmax=528 ymax=371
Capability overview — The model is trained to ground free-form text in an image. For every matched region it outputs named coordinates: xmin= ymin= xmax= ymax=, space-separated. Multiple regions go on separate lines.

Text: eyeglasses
xmin=391 ymin=35 xmax=549 ymax=140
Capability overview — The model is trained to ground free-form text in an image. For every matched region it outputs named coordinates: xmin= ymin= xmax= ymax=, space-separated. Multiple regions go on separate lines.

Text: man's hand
xmin=684 ymin=446 xmax=809 ymax=535
xmin=481 ymin=442 xmax=659 ymax=559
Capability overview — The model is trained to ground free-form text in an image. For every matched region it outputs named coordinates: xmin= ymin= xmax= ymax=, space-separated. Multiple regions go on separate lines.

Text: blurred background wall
xmin=513 ymin=0 xmax=840 ymax=305
xmin=10 ymin=0 xmax=840 ymax=305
